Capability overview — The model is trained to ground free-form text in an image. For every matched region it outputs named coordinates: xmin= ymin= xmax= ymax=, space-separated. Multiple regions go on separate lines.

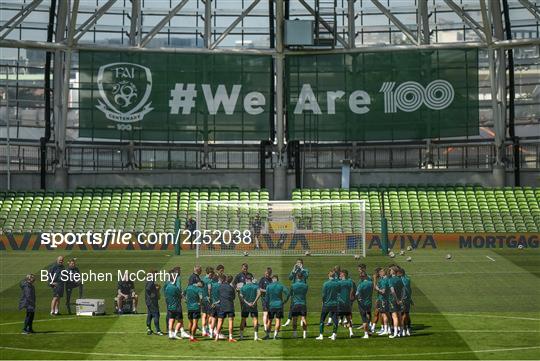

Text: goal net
xmin=194 ymin=200 xmax=366 ymax=257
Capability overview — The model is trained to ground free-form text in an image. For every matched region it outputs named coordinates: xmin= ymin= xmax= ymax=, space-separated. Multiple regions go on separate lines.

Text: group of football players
xmin=149 ymin=260 xmax=413 ymax=342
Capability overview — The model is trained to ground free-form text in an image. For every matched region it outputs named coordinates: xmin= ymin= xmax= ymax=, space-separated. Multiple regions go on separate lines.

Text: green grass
xmin=1 ymin=249 xmax=539 ymax=360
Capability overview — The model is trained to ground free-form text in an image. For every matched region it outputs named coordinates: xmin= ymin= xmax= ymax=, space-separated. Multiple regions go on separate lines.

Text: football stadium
xmin=0 ymin=1 xmax=539 ymax=360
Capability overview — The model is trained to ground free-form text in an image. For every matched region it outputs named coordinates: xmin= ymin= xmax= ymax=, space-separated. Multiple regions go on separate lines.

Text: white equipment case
xmin=76 ymin=299 xmax=106 ymax=316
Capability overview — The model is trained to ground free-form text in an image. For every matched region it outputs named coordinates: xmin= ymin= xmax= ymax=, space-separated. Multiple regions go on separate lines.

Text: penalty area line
xmin=486 ymin=255 xmax=496 ymax=261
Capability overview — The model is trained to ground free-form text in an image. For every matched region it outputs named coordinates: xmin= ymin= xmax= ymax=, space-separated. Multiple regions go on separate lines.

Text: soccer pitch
xmin=1 ymin=249 xmax=539 ymax=360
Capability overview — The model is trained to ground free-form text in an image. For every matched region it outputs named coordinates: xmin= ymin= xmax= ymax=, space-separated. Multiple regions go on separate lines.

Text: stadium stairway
xmin=0 ymin=186 xmax=538 ymax=234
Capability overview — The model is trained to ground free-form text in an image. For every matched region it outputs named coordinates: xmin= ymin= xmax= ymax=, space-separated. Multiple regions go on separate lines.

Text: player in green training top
xmin=164 ymin=268 xmax=186 ymax=340
xmin=184 ymin=281 xmax=203 ymax=342
xmin=375 ymin=267 xmax=390 ymax=336
xmin=316 ymin=270 xmax=341 ymax=340
xmin=399 ymin=267 xmax=412 ymax=336
xmin=257 ymin=275 xmax=290 ymax=339
xmin=385 ymin=265 xmax=403 ymax=338
xmin=387 ymin=266 xmax=404 ymax=338
xmin=239 ymin=274 xmax=262 ymax=340
xmin=338 ymin=270 xmax=355 ymax=338
xmin=325 ymin=265 xmax=341 ymax=326
xmin=208 ymin=273 xmax=221 ymax=339
xmin=290 ymin=272 xmax=308 ymax=339
xmin=283 ymin=258 xmax=309 ymax=328
xmin=356 ymin=270 xmax=373 ymax=339
xmin=200 ymin=267 xmax=214 ymax=337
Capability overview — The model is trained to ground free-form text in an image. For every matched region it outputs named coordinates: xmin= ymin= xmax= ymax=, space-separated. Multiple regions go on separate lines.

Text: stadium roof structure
xmin=0 ymin=1 xmax=539 ymax=194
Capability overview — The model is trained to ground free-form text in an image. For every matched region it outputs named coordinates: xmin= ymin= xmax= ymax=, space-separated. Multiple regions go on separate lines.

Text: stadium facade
xmin=0 ymin=0 xmax=539 ymax=197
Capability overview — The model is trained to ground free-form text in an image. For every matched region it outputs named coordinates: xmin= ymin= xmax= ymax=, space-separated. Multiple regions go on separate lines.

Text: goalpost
xmin=194 ymin=200 xmax=366 ymax=258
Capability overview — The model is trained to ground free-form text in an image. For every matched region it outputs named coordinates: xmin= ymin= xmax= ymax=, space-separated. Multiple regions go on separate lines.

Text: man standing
xmin=290 ymin=272 xmax=308 ymax=339
xmin=185 ymin=216 xmax=197 ymax=250
xmin=239 ymin=274 xmax=261 ymax=340
xmin=375 ymin=268 xmax=390 ymax=336
xmin=388 ymin=266 xmax=404 ymax=338
xmin=263 ymin=275 xmax=290 ymax=340
xmin=399 ymin=267 xmax=413 ymax=336
xmin=64 ymin=258 xmax=82 ymax=315
xmin=164 ymin=269 xmax=188 ymax=339
xmin=48 ymin=256 xmax=64 ymax=315
xmin=283 ymin=258 xmax=309 ymax=327
xmin=251 ymin=214 xmax=262 ymax=249
xmin=258 ymin=267 xmax=273 ymax=337
xmin=19 ymin=274 xmax=36 ymax=334
xmin=338 ymin=270 xmax=355 ymax=338
xmin=356 ymin=270 xmax=373 ymax=339
xmin=209 ymin=273 xmax=222 ymax=339
xmin=316 ymin=270 xmax=341 ymax=340
xmin=215 ymin=275 xmax=237 ymax=342
xmin=163 ymin=266 xmax=181 ymax=333
xmin=185 ymin=281 xmax=203 ymax=342
xmin=200 ymin=267 xmax=214 ymax=337
xmin=145 ymin=269 xmax=162 ymax=336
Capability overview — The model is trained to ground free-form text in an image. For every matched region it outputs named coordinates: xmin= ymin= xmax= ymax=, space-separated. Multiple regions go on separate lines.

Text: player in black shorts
xmin=215 ymin=275 xmax=237 ymax=342
xmin=338 ymin=270 xmax=355 ymax=338
xmin=239 ymin=275 xmax=262 ymax=340
xmin=258 ymin=267 xmax=273 ymax=336
xmin=48 ymin=256 xmax=65 ymax=315
xmin=290 ymin=272 xmax=308 ymax=338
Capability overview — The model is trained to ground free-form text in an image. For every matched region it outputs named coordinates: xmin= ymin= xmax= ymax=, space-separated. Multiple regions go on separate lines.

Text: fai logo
xmin=96 ymin=62 xmax=153 ymax=130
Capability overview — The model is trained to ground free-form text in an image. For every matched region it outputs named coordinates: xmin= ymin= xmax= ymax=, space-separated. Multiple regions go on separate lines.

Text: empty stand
xmin=0 ymin=186 xmax=538 ymax=234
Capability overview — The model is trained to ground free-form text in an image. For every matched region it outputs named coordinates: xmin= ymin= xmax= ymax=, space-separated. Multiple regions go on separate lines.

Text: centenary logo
xmin=380 ymin=80 xmax=455 ymax=113
xmin=96 ymin=62 xmax=154 ymax=130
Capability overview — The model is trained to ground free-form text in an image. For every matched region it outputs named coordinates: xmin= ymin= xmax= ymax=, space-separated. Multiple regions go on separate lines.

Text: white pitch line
xmin=486 ymin=255 xmax=496 ymax=261
xmin=0 ymin=314 xmax=127 ymax=326
xmin=1 ymin=345 xmax=540 ymax=360
xmin=415 ymin=312 xmax=540 ymax=321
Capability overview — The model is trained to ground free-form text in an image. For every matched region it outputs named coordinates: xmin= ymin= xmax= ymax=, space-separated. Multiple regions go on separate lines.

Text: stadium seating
xmin=0 ymin=186 xmax=538 ymax=234
xmin=292 ymin=185 xmax=540 ymax=234
xmin=0 ymin=187 xmax=270 ymax=234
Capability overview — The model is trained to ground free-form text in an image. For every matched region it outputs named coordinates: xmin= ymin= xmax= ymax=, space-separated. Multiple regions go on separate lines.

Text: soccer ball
xmin=304 ymin=251 xmax=311 ymax=256
xmin=389 ymin=251 xmax=395 ymax=258
xmin=446 ymin=253 xmax=452 ymax=260
xmin=406 ymin=246 xmax=412 ymax=251
xmin=406 ymin=256 xmax=412 ymax=262
xmin=399 ymin=250 xmax=405 ymax=256
xmin=354 ymin=254 xmax=361 ymax=260
xmin=243 ymin=251 xmax=249 ymax=257
xmin=518 ymin=244 xmax=524 ymax=250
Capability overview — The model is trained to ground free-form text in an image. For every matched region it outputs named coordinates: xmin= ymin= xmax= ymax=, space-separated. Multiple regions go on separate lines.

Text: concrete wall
xmin=1 ymin=169 xmax=538 ymax=197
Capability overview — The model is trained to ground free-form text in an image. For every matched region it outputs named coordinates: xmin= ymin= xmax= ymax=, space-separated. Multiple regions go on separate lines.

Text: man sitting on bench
xmin=116 ymin=279 xmax=138 ymax=314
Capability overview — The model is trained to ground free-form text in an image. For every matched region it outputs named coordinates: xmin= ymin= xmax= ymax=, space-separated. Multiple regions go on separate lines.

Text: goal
xmin=194 ymin=200 xmax=366 ymax=257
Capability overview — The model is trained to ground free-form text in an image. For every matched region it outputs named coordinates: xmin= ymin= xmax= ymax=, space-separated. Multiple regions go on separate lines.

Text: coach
xmin=48 ymin=256 xmax=65 ymax=315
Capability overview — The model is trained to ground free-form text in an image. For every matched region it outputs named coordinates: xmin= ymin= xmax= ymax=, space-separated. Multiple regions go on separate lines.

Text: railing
xmin=300 ymin=139 xmax=540 ymax=170
xmin=0 ymin=139 xmax=539 ymax=172
xmin=65 ymin=143 xmax=267 ymax=171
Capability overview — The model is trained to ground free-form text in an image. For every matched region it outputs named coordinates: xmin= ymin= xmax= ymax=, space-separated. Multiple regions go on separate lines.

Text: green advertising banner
xmin=286 ymin=49 xmax=479 ymax=141
xmin=79 ymin=51 xmax=273 ymax=141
